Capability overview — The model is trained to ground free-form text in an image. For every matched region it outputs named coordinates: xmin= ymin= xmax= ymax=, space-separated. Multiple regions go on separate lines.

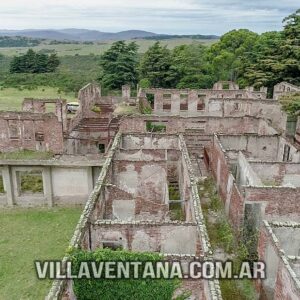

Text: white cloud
xmin=0 ymin=0 xmax=299 ymax=34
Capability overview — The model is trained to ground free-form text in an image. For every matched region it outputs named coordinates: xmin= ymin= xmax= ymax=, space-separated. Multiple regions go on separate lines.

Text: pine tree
xmin=139 ymin=42 xmax=173 ymax=88
xmin=99 ymin=41 xmax=139 ymax=89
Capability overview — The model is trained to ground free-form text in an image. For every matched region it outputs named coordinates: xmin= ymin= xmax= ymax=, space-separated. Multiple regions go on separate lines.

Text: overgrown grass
xmin=198 ymin=177 xmax=257 ymax=300
xmin=0 ymin=207 xmax=82 ymax=299
xmin=0 ymin=86 xmax=76 ymax=111
xmin=113 ymin=103 xmax=138 ymax=116
xmin=169 ymin=202 xmax=185 ymax=221
xmin=20 ymin=172 xmax=43 ymax=194
xmin=0 ymin=150 xmax=54 ymax=160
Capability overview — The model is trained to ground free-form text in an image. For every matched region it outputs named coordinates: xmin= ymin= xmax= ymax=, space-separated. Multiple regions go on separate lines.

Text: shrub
xmin=69 ymin=248 xmax=185 ymax=300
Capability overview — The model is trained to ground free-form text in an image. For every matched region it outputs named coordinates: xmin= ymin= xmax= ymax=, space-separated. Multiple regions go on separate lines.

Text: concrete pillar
xmin=154 ymin=91 xmax=163 ymax=113
xmin=188 ymin=90 xmax=198 ymax=113
xmin=122 ymin=85 xmax=131 ymax=101
xmin=2 ymin=166 xmax=14 ymax=206
xmin=171 ymin=92 xmax=180 ymax=114
xmin=43 ymin=167 xmax=53 ymax=207
xmin=87 ymin=167 xmax=94 ymax=193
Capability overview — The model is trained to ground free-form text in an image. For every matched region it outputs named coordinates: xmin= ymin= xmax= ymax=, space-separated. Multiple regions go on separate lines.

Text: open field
xmin=0 ymin=207 xmax=82 ymax=300
xmin=0 ymin=38 xmax=218 ymax=56
xmin=0 ymin=87 xmax=77 ymax=111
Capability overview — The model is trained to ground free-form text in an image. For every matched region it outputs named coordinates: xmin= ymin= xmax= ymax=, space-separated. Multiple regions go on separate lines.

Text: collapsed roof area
xmin=0 ymin=81 xmax=299 ymax=299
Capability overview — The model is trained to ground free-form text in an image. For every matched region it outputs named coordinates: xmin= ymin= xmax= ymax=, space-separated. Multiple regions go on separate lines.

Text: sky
xmin=0 ymin=0 xmax=299 ymax=35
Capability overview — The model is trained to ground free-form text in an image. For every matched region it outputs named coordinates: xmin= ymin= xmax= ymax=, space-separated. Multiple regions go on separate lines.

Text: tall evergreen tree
xmin=169 ymin=44 xmax=214 ymax=89
xmin=99 ymin=41 xmax=139 ymax=89
xmin=281 ymin=9 xmax=300 ymax=84
xmin=139 ymin=42 xmax=172 ymax=88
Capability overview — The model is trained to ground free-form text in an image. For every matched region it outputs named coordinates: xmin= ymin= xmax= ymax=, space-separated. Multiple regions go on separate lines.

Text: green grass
xmin=113 ymin=104 xmax=138 ymax=116
xmin=20 ymin=172 xmax=43 ymax=194
xmin=0 ymin=86 xmax=76 ymax=111
xmin=0 ymin=207 xmax=82 ymax=300
xmin=0 ymin=38 xmax=218 ymax=57
xmin=198 ymin=177 xmax=257 ymax=300
xmin=0 ymin=150 xmax=54 ymax=160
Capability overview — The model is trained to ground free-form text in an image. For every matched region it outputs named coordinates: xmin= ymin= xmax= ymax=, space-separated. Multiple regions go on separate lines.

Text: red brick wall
xmin=90 ymin=223 xmax=202 ymax=255
xmin=209 ymin=136 xmax=244 ymax=231
xmin=256 ymin=223 xmax=268 ymax=297
xmin=274 ymin=260 xmax=300 ymax=300
xmin=258 ymin=223 xmax=300 ymax=300
xmin=245 ymin=187 xmax=300 ymax=220
xmin=0 ymin=112 xmax=64 ymax=154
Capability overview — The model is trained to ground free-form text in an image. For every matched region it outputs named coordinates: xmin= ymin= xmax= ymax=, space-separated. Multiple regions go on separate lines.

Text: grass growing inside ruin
xmin=198 ymin=177 xmax=257 ymax=300
xmin=0 ymin=86 xmax=76 ymax=111
xmin=113 ymin=103 xmax=139 ymax=116
xmin=0 ymin=150 xmax=54 ymax=160
xmin=0 ymin=207 xmax=82 ymax=299
xmin=20 ymin=172 xmax=44 ymax=194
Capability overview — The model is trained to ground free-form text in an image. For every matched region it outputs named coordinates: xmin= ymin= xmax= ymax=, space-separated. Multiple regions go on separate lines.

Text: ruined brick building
xmin=0 ymin=81 xmax=299 ymax=299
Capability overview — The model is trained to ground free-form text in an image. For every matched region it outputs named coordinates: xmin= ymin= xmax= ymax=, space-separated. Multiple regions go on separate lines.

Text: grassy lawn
xmin=0 ymin=38 xmax=218 ymax=57
xmin=0 ymin=87 xmax=76 ymax=111
xmin=0 ymin=207 xmax=82 ymax=300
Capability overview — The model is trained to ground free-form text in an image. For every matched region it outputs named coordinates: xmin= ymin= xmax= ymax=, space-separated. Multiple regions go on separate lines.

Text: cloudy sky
xmin=0 ymin=0 xmax=299 ymax=34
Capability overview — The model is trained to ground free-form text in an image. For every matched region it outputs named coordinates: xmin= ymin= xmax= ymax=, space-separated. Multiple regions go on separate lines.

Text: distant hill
xmin=0 ymin=29 xmax=219 ymax=42
xmin=0 ymin=29 xmax=158 ymax=41
xmin=140 ymin=34 xmax=220 ymax=40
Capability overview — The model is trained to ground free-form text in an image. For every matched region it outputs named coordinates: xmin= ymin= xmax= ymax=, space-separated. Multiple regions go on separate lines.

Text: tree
xmin=139 ymin=42 xmax=172 ymax=88
xmin=242 ymin=9 xmax=300 ymax=89
xmin=99 ymin=41 xmax=139 ymax=89
xmin=281 ymin=9 xmax=300 ymax=85
xmin=243 ymin=31 xmax=284 ymax=88
xmin=169 ymin=44 xmax=214 ymax=89
xmin=9 ymin=49 xmax=60 ymax=74
xmin=47 ymin=53 xmax=60 ymax=72
xmin=280 ymin=92 xmax=300 ymax=116
xmin=208 ymin=29 xmax=259 ymax=83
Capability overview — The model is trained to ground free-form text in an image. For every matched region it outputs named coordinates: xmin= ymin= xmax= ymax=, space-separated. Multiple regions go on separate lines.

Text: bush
xmin=70 ymin=248 xmax=185 ymax=300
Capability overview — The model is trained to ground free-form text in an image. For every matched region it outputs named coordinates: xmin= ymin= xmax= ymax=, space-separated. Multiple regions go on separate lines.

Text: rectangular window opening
xmin=180 ymin=94 xmax=188 ymax=111
xmin=146 ymin=121 xmax=167 ymax=133
xmin=0 ymin=174 xmax=5 ymax=194
xmin=98 ymin=143 xmax=105 ymax=153
xmin=18 ymin=170 xmax=44 ymax=194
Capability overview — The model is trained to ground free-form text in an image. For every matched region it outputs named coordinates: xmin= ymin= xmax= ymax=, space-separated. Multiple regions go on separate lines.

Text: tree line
xmin=0 ymin=36 xmax=42 ymax=47
xmin=99 ymin=9 xmax=300 ymax=91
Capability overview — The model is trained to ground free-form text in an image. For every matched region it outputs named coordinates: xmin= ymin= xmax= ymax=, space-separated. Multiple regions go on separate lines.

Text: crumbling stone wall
xmin=208 ymin=135 xmax=244 ymax=231
xmin=66 ymin=83 xmax=120 ymax=155
xmin=46 ymin=133 xmax=222 ymax=300
xmin=119 ymin=115 xmax=275 ymax=135
xmin=139 ymin=81 xmax=268 ymax=116
xmin=273 ymin=82 xmax=300 ymax=100
xmin=0 ymin=111 xmax=64 ymax=154
xmin=22 ymin=98 xmax=67 ymax=131
xmin=248 ymin=162 xmax=300 ymax=187
xmin=218 ymin=134 xmax=300 ymax=162
xmin=90 ymin=221 xmax=201 ymax=255
xmin=244 ymin=187 xmax=300 ymax=223
xmin=257 ymin=221 xmax=300 ymax=299
xmin=209 ymin=134 xmax=300 ymax=231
